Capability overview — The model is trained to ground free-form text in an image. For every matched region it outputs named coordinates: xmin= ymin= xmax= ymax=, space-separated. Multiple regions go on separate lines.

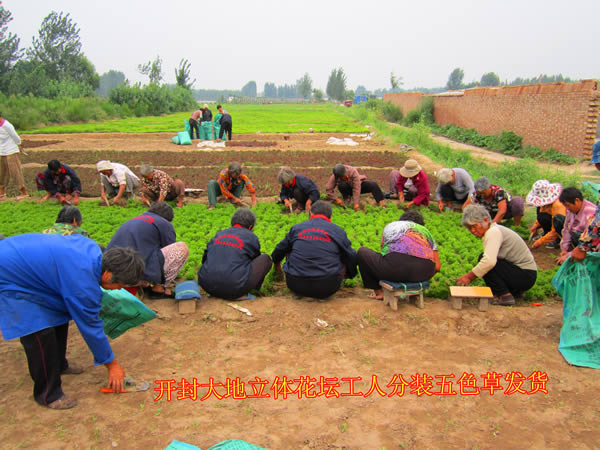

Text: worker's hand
xmin=233 ymin=197 xmax=244 ymax=205
xmin=529 ymin=224 xmax=539 ymax=234
xmin=353 ymin=204 xmax=359 ymax=212
xmin=251 ymin=197 xmax=257 ymax=207
xmin=105 ymin=360 xmax=125 ymax=394
xmin=72 ymin=195 xmax=80 ymax=206
xmin=398 ymin=193 xmax=405 ymax=203
xmin=283 ymin=199 xmax=291 ymax=210
xmin=571 ymin=247 xmax=587 ymax=262
xmin=555 ymin=251 xmax=569 ymax=265
xmin=405 ymin=201 xmax=414 ymax=208
xmin=335 ymin=198 xmax=344 ymax=207
xmin=531 ymin=239 xmax=543 ymax=249
xmin=456 ymin=274 xmax=473 ymax=286
xmin=438 ymin=200 xmax=444 ymax=211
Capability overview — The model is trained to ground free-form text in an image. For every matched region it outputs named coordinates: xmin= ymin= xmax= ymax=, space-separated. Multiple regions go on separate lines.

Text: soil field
xmin=1 ymin=131 xmax=599 ymax=449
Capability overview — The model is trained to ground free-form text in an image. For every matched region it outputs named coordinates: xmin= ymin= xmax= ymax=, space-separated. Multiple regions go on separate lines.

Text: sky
xmin=4 ymin=0 xmax=600 ymax=92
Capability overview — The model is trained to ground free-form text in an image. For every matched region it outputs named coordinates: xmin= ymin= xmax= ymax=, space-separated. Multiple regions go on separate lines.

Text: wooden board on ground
xmin=449 ymin=286 xmax=493 ymax=312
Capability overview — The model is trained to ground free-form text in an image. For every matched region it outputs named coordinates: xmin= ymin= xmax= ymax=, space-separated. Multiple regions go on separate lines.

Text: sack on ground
xmin=100 ymin=288 xmax=156 ymax=339
xmin=177 ymin=131 xmax=192 ymax=145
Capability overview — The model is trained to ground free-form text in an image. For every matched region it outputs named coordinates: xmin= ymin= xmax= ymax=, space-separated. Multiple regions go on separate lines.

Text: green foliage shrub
xmin=381 ymin=101 xmax=403 ymax=123
xmin=403 ymin=109 xmax=421 ymax=126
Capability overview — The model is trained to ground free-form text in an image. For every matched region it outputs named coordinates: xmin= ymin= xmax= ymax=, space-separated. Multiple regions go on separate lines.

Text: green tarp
xmin=100 ymin=288 xmax=156 ymax=339
xmin=552 ymin=253 xmax=600 ymax=369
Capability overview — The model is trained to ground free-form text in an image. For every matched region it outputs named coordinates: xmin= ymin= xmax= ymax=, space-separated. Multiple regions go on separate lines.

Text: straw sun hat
xmin=399 ymin=159 xmax=422 ymax=178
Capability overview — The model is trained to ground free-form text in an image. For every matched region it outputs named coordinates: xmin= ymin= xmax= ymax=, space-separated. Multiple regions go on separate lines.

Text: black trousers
xmin=338 ymin=180 xmax=384 ymax=203
xmin=19 ymin=323 xmax=70 ymax=405
xmin=357 ymin=247 xmax=436 ymax=290
xmin=243 ymin=254 xmax=273 ymax=293
xmin=536 ymin=210 xmax=565 ymax=237
xmin=292 ymin=186 xmax=309 ymax=208
xmin=481 ymin=257 xmax=537 ymax=297
xmin=189 ymin=119 xmax=200 ymax=139
xmin=219 ymin=122 xmax=232 ymax=140
xmin=286 ymin=270 xmax=344 ymax=299
xmin=439 ymin=184 xmax=468 ymax=204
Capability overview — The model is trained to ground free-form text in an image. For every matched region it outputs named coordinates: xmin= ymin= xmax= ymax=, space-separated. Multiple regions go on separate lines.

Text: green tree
xmin=326 ymin=67 xmax=347 ymax=102
xmin=390 ymin=72 xmax=403 ymax=90
xmin=446 ymin=67 xmax=464 ymax=90
xmin=480 ymin=72 xmax=500 ymax=87
xmin=263 ymin=82 xmax=276 ymax=98
xmin=241 ymin=80 xmax=257 ymax=97
xmin=174 ymin=58 xmax=195 ymax=90
xmin=0 ymin=2 xmax=23 ymax=90
xmin=138 ymin=56 xmax=163 ymax=84
xmin=97 ymin=70 xmax=125 ymax=97
xmin=28 ymin=11 xmax=85 ymax=81
xmin=296 ymin=72 xmax=312 ymax=99
xmin=312 ymin=88 xmax=324 ymax=102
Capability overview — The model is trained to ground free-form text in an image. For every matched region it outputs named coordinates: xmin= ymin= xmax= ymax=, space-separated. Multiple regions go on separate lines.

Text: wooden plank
xmin=450 ymin=286 xmax=493 ymax=298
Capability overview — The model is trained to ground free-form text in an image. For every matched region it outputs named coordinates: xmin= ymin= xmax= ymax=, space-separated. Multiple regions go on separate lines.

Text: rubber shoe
xmin=47 ymin=395 xmax=78 ymax=410
xmin=491 ymin=294 xmax=516 ymax=306
xmin=61 ymin=364 xmax=84 ymax=375
xmin=545 ymin=239 xmax=560 ymax=249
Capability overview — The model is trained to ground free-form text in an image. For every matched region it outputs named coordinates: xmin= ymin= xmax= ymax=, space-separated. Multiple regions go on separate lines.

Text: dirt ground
xmin=1 ymin=131 xmax=599 ymax=449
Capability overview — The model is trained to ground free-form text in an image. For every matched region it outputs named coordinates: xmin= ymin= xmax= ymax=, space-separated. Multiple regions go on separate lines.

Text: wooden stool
xmin=449 ymin=286 xmax=493 ymax=312
xmin=379 ymin=281 xmax=430 ymax=310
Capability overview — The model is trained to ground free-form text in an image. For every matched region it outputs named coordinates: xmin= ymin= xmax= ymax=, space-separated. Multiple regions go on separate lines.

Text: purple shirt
xmin=561 ymin=199 xmax=597 ymax=252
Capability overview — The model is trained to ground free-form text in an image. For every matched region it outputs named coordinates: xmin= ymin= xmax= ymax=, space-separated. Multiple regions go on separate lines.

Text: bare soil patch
xmin=21 ymin=139 xmax=63 ymax=149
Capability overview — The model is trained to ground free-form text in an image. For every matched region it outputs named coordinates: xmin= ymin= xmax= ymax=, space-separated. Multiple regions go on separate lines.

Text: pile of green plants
xmin=0 ymin=201 xmax=558 ymax=301
xmin=429 ymin=123 xmax=577 ymax=165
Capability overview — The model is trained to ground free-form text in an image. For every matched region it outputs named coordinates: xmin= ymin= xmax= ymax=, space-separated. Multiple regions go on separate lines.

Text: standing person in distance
xmin=0 ymin=114 xmax=28 ymax=200
xmin=215 ymin=105 xmax=232 ymax=142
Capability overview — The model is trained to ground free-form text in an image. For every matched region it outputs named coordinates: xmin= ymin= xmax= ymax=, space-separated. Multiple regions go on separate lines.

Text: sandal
xmin=368 ymin=292 xmax=384 ymax=300
xmin=47 ymin=395 xmax=78 ymax=410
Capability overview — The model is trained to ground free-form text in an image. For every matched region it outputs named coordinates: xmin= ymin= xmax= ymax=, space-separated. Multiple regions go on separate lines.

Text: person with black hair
xmin=0 ymin=235 xmax=145 ymax=409
xmin=556 ymin=187 xmax=597 ymax=265
xmin=271 ymin=200 xmax=358 ymax=299
xmin=198 ymin=208 xmax=272 ymax=300
xmin=357 ymin=210 xmax=441 ymax=300
xmin=106 ymin=202 xmax=189 ymax=297
xmin=215 ymin=105 xmax=232 ymax=141
xmin=325 ymin=163 xmax=385 ymax=211
xmin=42 ymin=206 xmax=89 ymax=237
xmin=35 ymin=160 xmax=82 ymax=205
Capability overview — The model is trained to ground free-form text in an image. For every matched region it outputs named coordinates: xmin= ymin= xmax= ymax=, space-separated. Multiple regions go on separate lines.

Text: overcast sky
xmin=5 ymin=0 xmax=600 ymax=92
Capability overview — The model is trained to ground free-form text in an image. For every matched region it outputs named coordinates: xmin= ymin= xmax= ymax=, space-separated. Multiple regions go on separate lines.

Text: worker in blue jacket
xmin=271 ymin=200 xmax=358 ymax=299
xmin=107 ymin=202 xmax=189 ymax=298
xmin=277 ymin=166 xmax=320 ymax=214
xmin=0 ymin=234 xmax=144 ymax=409
xmin=198 ymin=208 xmax=272 ymax=300
xmin=36 ymin=159 xmax=82 ymax=205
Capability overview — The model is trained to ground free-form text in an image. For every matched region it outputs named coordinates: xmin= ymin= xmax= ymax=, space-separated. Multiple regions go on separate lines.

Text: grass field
xmin=24 ymin=103 xmax=367 ymax=134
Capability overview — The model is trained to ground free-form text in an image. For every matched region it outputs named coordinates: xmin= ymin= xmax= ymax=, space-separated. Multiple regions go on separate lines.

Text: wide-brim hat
xmin=400 ymin=159 xmax=422 ymax=178
xmin=526 ymin=179 xmax=562 ymax=207
xmin=96 ymin=160 xmax=113 ymax=172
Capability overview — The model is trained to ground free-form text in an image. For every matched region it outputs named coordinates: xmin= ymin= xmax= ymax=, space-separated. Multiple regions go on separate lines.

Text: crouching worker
xmin=198 ymin=208 xmax=272 ymax=300
xmin=0 ymin=235 xmax=145 ymax=409
xmin=277 ymin=166 xmax=320 ymax=214
xmin=96 ymin=160 xmax=140 ymax=206
xmin=36 ymin=160 xmax=82 ymax=205
xmin=357 ymin=210 xmax=441 ymax=300
xmin=42 ymin=205 xmax=90 ymax=237
xmin=457 ymin=205 xmax=537 ymax=306
xmin=139 ymin=164 xmax=185 ymax=208
xmin=107 ymin=202 xmax=189 ymax=298
xmin=271 ymin=200 xmax=357 ymax=299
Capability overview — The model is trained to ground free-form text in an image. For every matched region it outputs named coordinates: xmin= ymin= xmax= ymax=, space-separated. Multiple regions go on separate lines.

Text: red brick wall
xmin=384 ymin=80 xmax=600 ymax=158
xmin=383 ymin=93 xmax=424 ymax=115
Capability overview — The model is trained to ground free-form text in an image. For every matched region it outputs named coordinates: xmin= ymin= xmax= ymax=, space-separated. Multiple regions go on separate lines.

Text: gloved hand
xmin=105 ymin=360 xmax=125 ymax=393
